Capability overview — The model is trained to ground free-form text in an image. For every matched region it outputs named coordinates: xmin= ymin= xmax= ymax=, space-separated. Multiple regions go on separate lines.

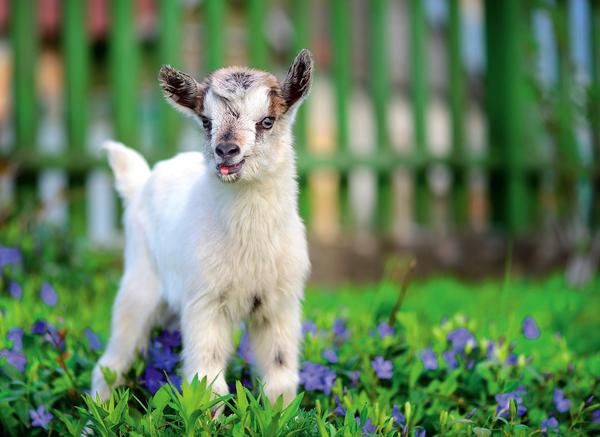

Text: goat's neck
xmin=209 ymin=159 xmax=298 ymax=234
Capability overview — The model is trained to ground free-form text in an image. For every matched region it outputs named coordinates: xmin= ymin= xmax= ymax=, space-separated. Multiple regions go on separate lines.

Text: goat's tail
xmin=103 ymin=140 xmax=151 ymax=204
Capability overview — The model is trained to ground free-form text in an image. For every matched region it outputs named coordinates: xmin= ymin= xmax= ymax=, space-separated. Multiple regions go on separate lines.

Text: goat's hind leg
xmin=91 ymin=252 xmax=160 ymax=401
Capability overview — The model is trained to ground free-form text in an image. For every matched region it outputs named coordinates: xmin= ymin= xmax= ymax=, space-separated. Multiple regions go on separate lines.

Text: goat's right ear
xmin=158 ymin=65 xmax=206 ymax=116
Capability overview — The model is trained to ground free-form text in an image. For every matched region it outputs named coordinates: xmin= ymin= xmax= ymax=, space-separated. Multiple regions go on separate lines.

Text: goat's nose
xmin=215 ymin=143 xmax=240 ymax=159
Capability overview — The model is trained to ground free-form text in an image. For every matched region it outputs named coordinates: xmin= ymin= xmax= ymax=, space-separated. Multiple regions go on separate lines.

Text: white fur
xmin=92 ymin=127 xmax=309 ymax=406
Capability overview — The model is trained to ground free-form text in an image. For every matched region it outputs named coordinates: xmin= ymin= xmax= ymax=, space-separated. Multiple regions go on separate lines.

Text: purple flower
xmin=553 ymin=389 xmax=571 ymax=413
xmin=149 ymin=345 xmax=180 ymax=373
xmin=237 ymin=327 xmax=254 ymax=363
xmin=7 ymin=328 xmax=24 ymax=351
xmin=30 ymin=404 xmax=53 ymax=429
xmin=322 ymin=349 xmax=338 ymax=363
xmin=415 ymin=430 xmax=426 ymax=437
xmin=141 ymin=367 xmax=166 ymax=394
xmin=299 ymin=361 xmax=336 ymax=394
xmin=505 ymin=353 xmax=518 ymax=366
xmin=377 ymin=322 xmax=394 ymax=339
xmin=392 ymin=404 xmax=405 ymax=425
xmin=465 ymin=408 xmax=477 ymax=419
xmin=8 ymin=281 xmax=22 ymax=299
xmin=31 ymin=320 xmax=50 ymax=334
xmin=158 ymin=330 xmax=181 ymax=348
xmin=356 ymin=417 xmax=376 ymax=435
xmin=0 ymin=246 xmax=23 ymax=269
xmin=495 ymin=385 xmax=527 ymax=417
xmin=420 ymin=347 xmax=438 ymax=370
xmin=443 ymin=350 xmax=458 ymax=369
xmin=592 ymin=409 xmax=600 ymax=423
xmin=584 ymin=395 xmax=594 ymax=407
xmin=522 ymin=316 xmax=540 ymax=339
xmin=167 ymin=373 xmax=182 ymax=392
xmin=486 ymin=340 xmax=496 ymax=361
xmin=0 ymin=348 xmax=26 ymax=372
xmin=332 ymin=318 xmax=349 ymax=341
xmin=447 ymin=328 xmax=476 ymax=352
xmin=348 ymin=370 xmax=360 ymax=386
xmin=40 ymin=283 xmax=58 ymax=307
xmin=84 ymin=328 xmax=102 ymax=351
xmin=333 ymin=395 xmax=346 ymax=417
xmin=302 ymin=320 xmax=318 ymax=336
xmin=371 ymin=356 xmax=393 ymax=379
xmin=541 ymin=416 xmax=559 ymax=434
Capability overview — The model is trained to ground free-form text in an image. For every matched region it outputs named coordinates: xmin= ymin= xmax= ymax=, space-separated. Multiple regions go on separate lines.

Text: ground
xmin=0 ymin=218 xmax=599 ymax=435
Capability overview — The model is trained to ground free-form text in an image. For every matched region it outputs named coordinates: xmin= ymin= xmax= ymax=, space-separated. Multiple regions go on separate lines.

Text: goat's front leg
xmin=181 ymin=296 xmax=233 ymax=398
xmin=249 ymin=297 xmax=301 ymax=406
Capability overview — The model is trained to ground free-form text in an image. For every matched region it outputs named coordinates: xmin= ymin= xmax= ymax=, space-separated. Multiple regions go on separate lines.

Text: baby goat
xmin=91 ymin=50 xmax=313 ymax=405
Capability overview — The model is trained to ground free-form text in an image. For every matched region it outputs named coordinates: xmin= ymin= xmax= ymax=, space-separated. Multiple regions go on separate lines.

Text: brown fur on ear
xmin=158 ymin=65 xmax=206 ymax=113
xmin=282 ymin=49 xmax=314 ymax=110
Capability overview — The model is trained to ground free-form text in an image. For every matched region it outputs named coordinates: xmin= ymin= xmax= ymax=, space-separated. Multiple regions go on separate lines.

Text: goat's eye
xmin=200 ymin=116 xmax=212 ymax=131
xmin=259 ymin=116 xmax=274 ymax=130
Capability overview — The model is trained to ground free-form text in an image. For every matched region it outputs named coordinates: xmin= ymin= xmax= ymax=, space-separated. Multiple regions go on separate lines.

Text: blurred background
xmin=0 ymin=0 xmax=598 ymax=285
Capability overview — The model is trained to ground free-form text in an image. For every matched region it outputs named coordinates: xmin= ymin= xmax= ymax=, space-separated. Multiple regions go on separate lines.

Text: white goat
xmin=91 ymin=50 xmax=313 ymax=406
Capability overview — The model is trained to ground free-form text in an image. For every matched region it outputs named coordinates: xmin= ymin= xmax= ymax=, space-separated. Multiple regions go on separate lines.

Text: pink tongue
xmin=220 ymin=165 xmax=230 ymax=175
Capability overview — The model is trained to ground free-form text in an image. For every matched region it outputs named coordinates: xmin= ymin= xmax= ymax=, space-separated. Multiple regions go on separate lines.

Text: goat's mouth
xmin=216 ymin=159 xmax=245 ymax=181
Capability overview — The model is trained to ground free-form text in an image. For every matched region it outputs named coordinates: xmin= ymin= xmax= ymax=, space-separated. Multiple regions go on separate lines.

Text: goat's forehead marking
xmin=210 ymin=67 xmax=280 ymax=98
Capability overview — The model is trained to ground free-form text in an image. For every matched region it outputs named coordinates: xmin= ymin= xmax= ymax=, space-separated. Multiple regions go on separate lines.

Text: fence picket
xmin=370 ymin=0 xmax=391 ymax=231
xmin=110 ymin=0 xmax=138 ymax=148
xmin=408 ymin=0 xmax=429 ymax=226
xmin=157 ymin=0 xmax=182 ymax=157
xmin=11 ymin=0 xmax=37 ymax=153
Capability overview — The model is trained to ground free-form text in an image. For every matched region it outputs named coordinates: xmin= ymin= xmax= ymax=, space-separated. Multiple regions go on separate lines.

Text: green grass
xmin=1 ymin=217 xmax=599 ymax=435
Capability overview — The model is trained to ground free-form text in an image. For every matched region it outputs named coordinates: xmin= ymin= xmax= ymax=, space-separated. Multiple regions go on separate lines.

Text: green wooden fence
xmin=4 ymin=0 xmax=600 ymax=239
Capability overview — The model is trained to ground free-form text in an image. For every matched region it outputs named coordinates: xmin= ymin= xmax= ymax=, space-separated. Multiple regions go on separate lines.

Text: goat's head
xmin=158 ymin=49 xmax=313 ymax=183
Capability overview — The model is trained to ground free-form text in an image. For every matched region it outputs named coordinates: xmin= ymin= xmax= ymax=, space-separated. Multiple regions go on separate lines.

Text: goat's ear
xmin=282 ymin=49 xmax=314 ymax=111
xmin=158 ymin=65 xmax=206 ymax=116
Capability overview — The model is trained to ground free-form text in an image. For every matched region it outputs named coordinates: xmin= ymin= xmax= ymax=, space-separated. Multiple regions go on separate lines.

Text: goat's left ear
xmin=282 ymin=49 xmax=314 ymax=111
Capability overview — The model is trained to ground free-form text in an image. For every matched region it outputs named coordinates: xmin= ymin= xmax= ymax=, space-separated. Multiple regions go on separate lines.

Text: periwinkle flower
xmin=30 ymin=404 xmax=53 ymax=429
xmin=299 ymin=361 xmax=336 ymax=394
xmin=333 ymin=395 xmax=346 ymax=417
xmin=592 ymin=410 xmax=600 ymax=423
xmin=0 ymin=246 xmax=23 ymax=269
xmin=158 ymin=330 xmax=181 ymax=348
xmin=553 ymin=389 xmax=571 ymax=413
xmin=332 ymin=318 xmax=349 ymax=341
xmin=40 ymin=283 xmax=58 ymax=307
xmin=541 ymin=416 xmax=558 ymax=434
xmin=495 ymin=385 xmax=527 ymax=417
xmin=505 ymin=353 xmax=518 ymax=366
xmin=31 ymin=320 xmax=50 ymax=335
xmin=84 ymin=328 xmax=102 ymax=351
xmin=392 ymin=404 xmax=405 ymax=425
xmin=237 ymin=327 xmax=254 ymax=363
xmin=420 ymin=347 xmax=438 ymax=370
xmin=141 ymin=367 xmax=166 ymax=394
xmin=522 ymin=316 xmax=540 ymax=339
xmin=371 ymin=356 xmax=393 ymax=379
xmin=0 ymin=348 xmax=26 ymax=372
xmin=149 ymin=344 xmax=180 ymax=373
xmin=302 ymin=320 xmax=318 ymax=336
xmin=377 ymin=322 xmax=394 ymax=339
xmin=356 ymin=417 xmax=376 ymax=435
xmin=7 ymin=328 xmax=24 ymax=351
xmin=348 ymin=370 xmax=360 ymax=386
xmin=415 ymin=429 xmax=426 ymax=437
xmin=443 ymin=350 xmax=458 ymax=369
xmin=9 ymin=281 xmax=22 ymax=300
xmin=447 ymin=328 xmax=476 ymax=352
xmin=322 ymin=349 xmax=338 ymax=363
